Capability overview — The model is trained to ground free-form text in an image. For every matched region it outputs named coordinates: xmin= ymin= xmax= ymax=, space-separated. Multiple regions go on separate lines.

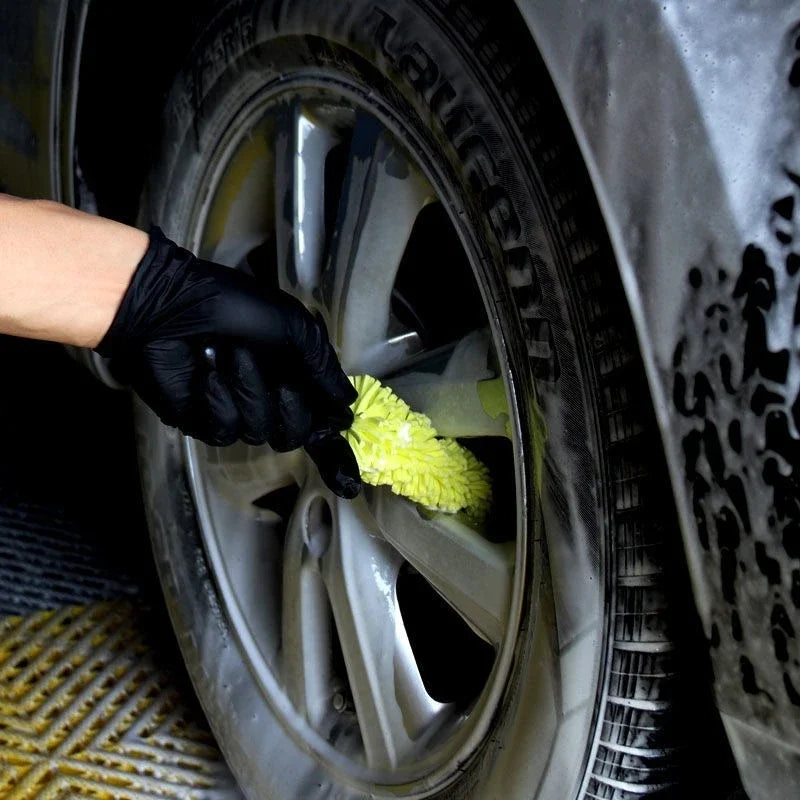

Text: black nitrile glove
xmin=95 ymin=227 xmax=361 ymax=499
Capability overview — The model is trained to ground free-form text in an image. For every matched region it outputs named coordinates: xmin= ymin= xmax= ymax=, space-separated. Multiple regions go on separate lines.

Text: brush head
xmin=343 ymin=375 xmax=492 ymax=520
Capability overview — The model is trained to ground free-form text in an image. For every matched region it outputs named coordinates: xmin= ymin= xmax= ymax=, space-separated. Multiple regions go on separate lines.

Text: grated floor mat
xmin=0 ymin=602 xmax=240 ymax=799
xmin=0 ymin=338 xmax=153 ymax=618
xmin=0 ymin=340 xmax=241 ymax=797
xmin=0 ymin=497 xmax=142 ymax=616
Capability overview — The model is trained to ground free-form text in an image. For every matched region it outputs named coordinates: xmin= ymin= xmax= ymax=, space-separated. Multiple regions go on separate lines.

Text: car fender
xmin=515 ymin=1 xmax=800 ymax=797
xmin=0 ymin=0 xmax=87 ymax=202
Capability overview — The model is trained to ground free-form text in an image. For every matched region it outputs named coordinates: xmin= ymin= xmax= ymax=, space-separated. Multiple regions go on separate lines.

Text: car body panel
xmin=1 ymin=0 xmax=798 ymax=796
xmin=519 ymin=2 xmax=800 ymax=796
xmin=0 ymin=0 xmax=86 ymax=202
xmin=0 ymin=0 xmax=59 ymax=197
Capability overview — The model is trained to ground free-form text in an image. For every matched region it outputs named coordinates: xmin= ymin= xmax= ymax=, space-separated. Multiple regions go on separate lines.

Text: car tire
xmin=135 ymin=1 xmax=687 ymax=797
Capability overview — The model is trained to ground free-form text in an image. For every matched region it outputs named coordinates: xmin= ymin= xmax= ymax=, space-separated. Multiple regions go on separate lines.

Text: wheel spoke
xmin=281 ymin=495 xmax=335 ymax=728
xmin=199 ymin=123 xmax=275 ymax=266
xmin=357 ymin=331 xmax=425 ymax=379
xmin=385 ymin=329 xmax=510 ymax=438
xmin=324 ymin=113 xmax=432 ymax=374
xmin=274 ymin=100 xmax=339 ymax=299
xmin=186 ymin=471 xmax=286 ymax=669
xmin=194 ymin=442 xmax=305 ymax=509
xmin=372 ymin=489 xmax=514 ymax=646
xmin=323 ymin=498 xmax=445 ymax=769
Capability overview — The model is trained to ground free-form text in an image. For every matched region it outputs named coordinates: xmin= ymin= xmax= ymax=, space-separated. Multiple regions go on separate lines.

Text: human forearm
xmin=0 ymin=194 xmax=148 ymax=347
xmin=0 ymin=194 xmax=360 ymax=495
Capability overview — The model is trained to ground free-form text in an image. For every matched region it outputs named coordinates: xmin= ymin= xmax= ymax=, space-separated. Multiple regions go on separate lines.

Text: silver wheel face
xmin=174 ymin=77 xmax=603 ymax=796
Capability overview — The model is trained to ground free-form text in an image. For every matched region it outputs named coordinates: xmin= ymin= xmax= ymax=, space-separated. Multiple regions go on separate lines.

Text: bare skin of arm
xmin=0 ymin=194 xmax=148 ymax=348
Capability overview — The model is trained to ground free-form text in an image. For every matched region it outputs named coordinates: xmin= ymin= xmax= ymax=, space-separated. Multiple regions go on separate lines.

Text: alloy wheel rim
xmin=180 ymin=76 xmax=533 ymax=793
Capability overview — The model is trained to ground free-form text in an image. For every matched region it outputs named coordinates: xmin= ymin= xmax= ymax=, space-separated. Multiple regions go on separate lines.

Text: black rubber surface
xmin=0 ymin=335 xmax=157 ymax=616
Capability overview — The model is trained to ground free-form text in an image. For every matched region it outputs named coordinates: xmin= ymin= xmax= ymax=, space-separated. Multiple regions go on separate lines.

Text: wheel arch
xmin=513 ymin=2 xmax=800 ymax=798
xmin=69 ymin=0 xmax=201 ymax=222
xmin=511 ymin=0 xmax=740 ymax=575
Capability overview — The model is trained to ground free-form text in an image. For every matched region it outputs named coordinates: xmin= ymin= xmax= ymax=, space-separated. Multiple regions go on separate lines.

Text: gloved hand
xmin=94 ymin=226 xmax=361 ymax=499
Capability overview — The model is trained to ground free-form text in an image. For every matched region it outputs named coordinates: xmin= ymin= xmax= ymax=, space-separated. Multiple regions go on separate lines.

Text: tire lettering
xmin=483 ymin=186 xmax=521 ymax=245
xmin=524 ymin=318 xmax=560 ymax=381
xmin=457 ymin=134 xmax=497 ymax=192
xmin=430 ymin=80 xmax=457 ymax=117
xmin=399 ymin=44 xmax=440 ymax=92
xmin=370 ymin=4 xmax=559 ymax=380
xmin=370 ymin=7 xmax=398 ymax=59
xmin=443 ymin=104 xmax=474 ymax=143
xmin=504 ymin=246 xmax=542 ymax=306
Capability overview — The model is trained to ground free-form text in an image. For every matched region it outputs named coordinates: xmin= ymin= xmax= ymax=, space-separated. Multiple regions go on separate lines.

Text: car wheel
xmin=135 ymin=1 xmax=685 ymax=797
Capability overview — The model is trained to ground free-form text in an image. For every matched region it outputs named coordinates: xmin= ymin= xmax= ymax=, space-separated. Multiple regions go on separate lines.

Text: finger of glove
xmin=288 ymin=311 xmax=357 ymax=411
xmin=198 ymin=370 xmax=240 ymax=447
xmin=270 ymin=384 xmax=313 ymax=453
xmin=305 ymin=429 xmax=362 ymax=499
xmin=135 ymin=338 xmax=199 ymax=431
xmin=228 ymin=346 xmax=274 ymax=446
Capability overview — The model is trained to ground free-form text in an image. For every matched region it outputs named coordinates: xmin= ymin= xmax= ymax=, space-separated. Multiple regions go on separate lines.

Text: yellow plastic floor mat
xmin=0 ymin=602 xmax=239 ymax=799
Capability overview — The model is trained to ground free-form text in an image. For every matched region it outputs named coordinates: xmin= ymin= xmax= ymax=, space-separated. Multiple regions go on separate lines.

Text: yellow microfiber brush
xmin=343 ymin=375 xmax=492 ymax=520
